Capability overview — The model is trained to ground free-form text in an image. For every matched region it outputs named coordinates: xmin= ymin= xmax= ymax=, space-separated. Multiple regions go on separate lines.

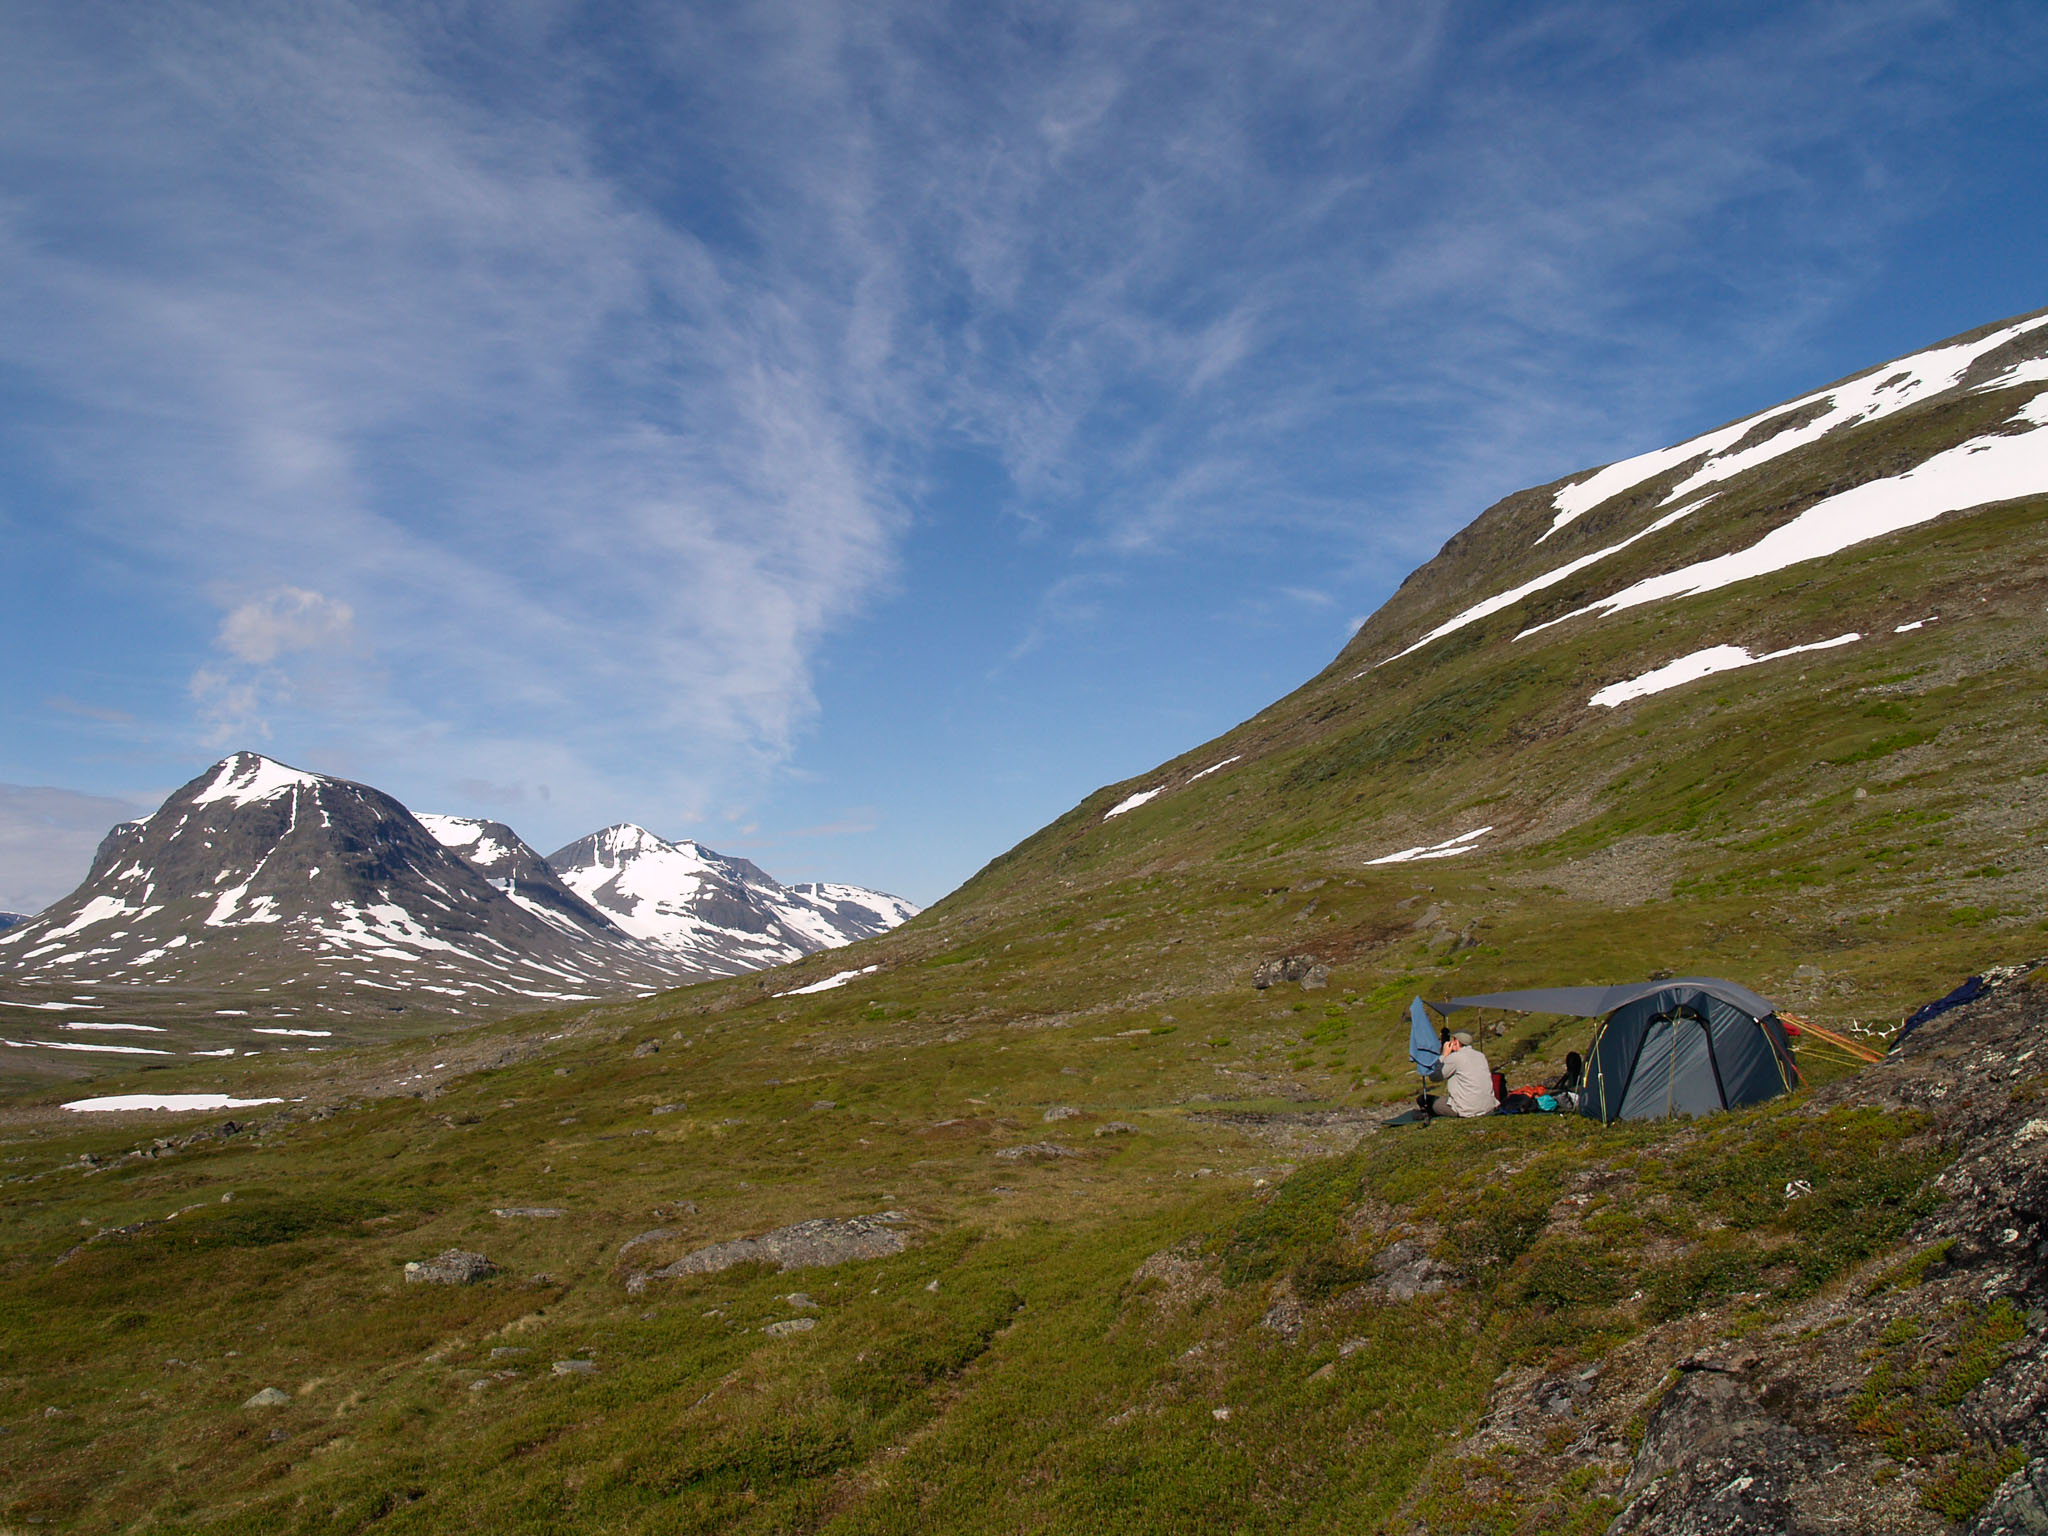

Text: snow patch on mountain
xmin=189 ymin=753 xmax=325 ymax=809
xmin=1543 ymin=312 xmax=2048 ymax=542
xmin=1589 ymin=633 xmax=1861 ymax=709
xmin=1366 ymin=827 xmax=1493 ymax=865
xmin=1525 ymin=392 xmax=2048 ymax=639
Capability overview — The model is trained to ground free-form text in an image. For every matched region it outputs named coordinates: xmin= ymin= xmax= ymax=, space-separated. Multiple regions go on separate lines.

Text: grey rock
xmin=1252 ymin=955 xmax=1332 ymax=991
xmin=633 ymin=1039 xmax=660 ymax=1056
xmin=1043 ymin=1105 xmax=1083 ymax=1122
xmin=1607 ymin=1368 xmax=1841 ymax=1535
xmin=618 ymin=1228 xmax=676 ymax=1256
xmin=638 ymin=1212 xmax=909 ymax=1282
xmin=489 ymin=1347 xmax=529 ymax=1360
xmin=1966 ymin=1457 xmax=2048 ymax=1536
xmin=551 ymin=1359 xmax=598 ymax=1375
xmin=783 ymin=1292 xmax=819 ymax=1309
xmin=491 ymin=1206 xmax=566 ymax=1219
xmin=763 ymin=1318 xmax=816 ymax=1336
xmin=811 ymin=1100 xmax=837 ymax=1111
xmin=1362 ymin=1239 xmax=1450 ymax=1300
xmin=1095 ymin=1122 xmax=1139 ymax=1137
xmin=243 ymin=1387 xmax=290 ymax=1407
xmin=995 ymin=1142 xmax=1080 ymax=1161
xmin=403 ymin=1249 xmax=497 ymax=1285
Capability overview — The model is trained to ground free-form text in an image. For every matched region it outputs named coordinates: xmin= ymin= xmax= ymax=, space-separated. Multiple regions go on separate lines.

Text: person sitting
xmin=1419 ymin=1031 xmax=1499 ymax=1118
xmin=1550 ymin=1050 xmax=1584 ymax=1110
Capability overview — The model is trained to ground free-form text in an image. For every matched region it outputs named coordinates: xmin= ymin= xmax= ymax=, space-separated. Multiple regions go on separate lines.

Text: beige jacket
xmin=1439 ymin=1046 xmax=1498 ymax=1117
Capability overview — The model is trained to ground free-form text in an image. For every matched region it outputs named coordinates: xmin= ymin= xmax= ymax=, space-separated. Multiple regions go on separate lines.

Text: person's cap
xmin=1451 ymin=1030 xmax=1474 ymax=1046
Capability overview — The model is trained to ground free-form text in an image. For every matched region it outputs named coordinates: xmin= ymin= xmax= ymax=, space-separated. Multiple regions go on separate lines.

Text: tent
xmin=1430 ymin=978 xmax=1801 ymax=1123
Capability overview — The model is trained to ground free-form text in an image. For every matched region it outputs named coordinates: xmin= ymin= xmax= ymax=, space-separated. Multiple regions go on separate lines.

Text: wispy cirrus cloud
xmin=1 ymin=0 xmax=2042 ymax=886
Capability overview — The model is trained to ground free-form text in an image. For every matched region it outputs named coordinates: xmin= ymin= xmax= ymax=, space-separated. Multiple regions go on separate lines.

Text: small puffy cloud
xmin=216 ymin=588 xmax=356 ymax=664
xmin=191 ymin=587 xmax=364 ymax=744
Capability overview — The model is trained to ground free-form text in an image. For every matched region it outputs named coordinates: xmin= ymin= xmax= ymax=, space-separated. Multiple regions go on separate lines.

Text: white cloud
xmin=0 ymin=0 xmax=2039 ymax=859
xmin=0 ymin=784 xmax=154 ymax=914
xmin=216 ymin=588 xmax=355 ymax=666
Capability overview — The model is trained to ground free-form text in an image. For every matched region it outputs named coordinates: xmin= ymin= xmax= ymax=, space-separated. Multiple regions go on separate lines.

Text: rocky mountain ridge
xmin=0 ymin=755 xmax=916 ymax=1050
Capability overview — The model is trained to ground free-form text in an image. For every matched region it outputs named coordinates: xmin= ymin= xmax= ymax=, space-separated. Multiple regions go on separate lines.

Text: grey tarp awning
xmin=1429 ymin=977 xmax=1780 ymax=1020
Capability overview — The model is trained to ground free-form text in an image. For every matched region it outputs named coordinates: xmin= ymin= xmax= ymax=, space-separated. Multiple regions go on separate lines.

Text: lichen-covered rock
xmin=243 ymin=1387 xmax=290 ymax=1407
xmin=1042 ymin=1104 xmax=1082 ymax=1122
xmin=1966 ymin=1456 xmax=2048 ymax=1536
xmin=628 ymin=1213 xmax=908 ymax=1289
xmin=403 ymin=1249 xmax=497 ymax=1285
xmin=995 ymin=1141 xmax=1079 ymax=1161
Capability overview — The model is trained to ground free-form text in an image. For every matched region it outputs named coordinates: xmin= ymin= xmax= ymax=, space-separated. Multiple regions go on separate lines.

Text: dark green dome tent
xmin=1433 ymin=978 xmax=1801 ymax=1123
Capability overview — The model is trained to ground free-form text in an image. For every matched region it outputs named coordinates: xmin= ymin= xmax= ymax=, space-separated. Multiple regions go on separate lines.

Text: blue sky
xmin=2 ymin=0 xmax=2045 ymax=913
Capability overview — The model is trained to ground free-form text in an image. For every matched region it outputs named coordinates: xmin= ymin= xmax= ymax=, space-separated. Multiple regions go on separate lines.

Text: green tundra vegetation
xmin=2 ymin=316 xmax=2045 ymax=1531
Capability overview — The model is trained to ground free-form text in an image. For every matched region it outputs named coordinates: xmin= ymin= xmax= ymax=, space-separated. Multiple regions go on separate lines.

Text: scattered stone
xmin=633 ymin=1040 xmax=660 ymax=1057
xmin=1262 ymin=1292 xmax=1304 ymax=1341
xmin=925 ymin=1278 xmax=940 ymax=1292
xmin=1309 ymin=1361 xmax=1336 ymax=1382
xmin=1360 ymin=1239 xmax=1450 ymax=1300
xmin=783 ymin=1292 xmax=819 ymax=1309
xmin=810 ymin=1100 xmax=836 ymax=1111
xmin=1252 ymin=955 xmax=1332 ymax=990
xmin=1212 ymin=1407 xmax=1231 ymax=1421
xmin=763 ymin=1318 xmax=816 ymax=1337
xmin=491 ymin=1207 xmax=566 ymax=1219
xmin=553 ymin=1067 xmax=572 ymax=1076
xmin=619 ymin=1228 xmax=676 ymax=1257
xmin=995 ymin=1142 xmax=1080 ymax=1161
xmin=1043 ymin=1105 xmax=1083 ymax=1122
xmin=651 ymin=1104 xmax=684 ymax=1115
xmin=267 ymin=1426 xmax=288 ymax=1441
xmin=551 ymin=1359 xmax=597 ymax=1376
xmin=630 ymin=1212 xmax=909 ymax=1287
xmin=1095 ymin=1121 xmax=1138 ymax=1137
xmin=489 ymin=1347 xmax=529 ymax=1360
xmin=243 ymin=1387 xmax=290 ymax=1408
xmin=404 ymin=1249 xmax=497 ymax=1286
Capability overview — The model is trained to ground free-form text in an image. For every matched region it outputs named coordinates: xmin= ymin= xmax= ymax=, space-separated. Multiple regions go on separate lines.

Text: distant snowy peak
xmin=546 ymin=823 xmax=918 ymax=975
xmin=415 ymin=814 xmax=632 ymax=944
xmin=0 ymin=753 xmax=676 ymax=1007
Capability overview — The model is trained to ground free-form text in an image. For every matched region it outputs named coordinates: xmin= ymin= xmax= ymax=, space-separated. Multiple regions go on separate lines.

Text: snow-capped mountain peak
xmin=547 ymin=824 xmax=918 ymax=976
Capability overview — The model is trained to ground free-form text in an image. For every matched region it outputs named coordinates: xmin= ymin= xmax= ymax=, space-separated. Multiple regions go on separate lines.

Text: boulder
xmin=995 ymin=1142 xmax=1079 ymax=1161
xmin=243 ymin=1387 xmax=290 ymax=1408
xmin=403 ymin=1249 xmax=497 ymax=1285
xmin=491 ymin=1206 xmax=566 ymax=1219
xmin=1967 ymin=1458 xmax=2048 ymax=1536
xmin=631 ymin=1213 xmax=908 ymax=1286
xmin=1094 ymin=1122 xmax=1139 ymax=1137
xmin=763 ymin=1318 xmax=816 ymax=1336
xmin=1042 ymin=1105 xmax=1083 ymax=1122
xmin=552 ymin=1359 xmax=597 ymax=1375
xmin=1252 ymin=955 xmax=1332 ymax=991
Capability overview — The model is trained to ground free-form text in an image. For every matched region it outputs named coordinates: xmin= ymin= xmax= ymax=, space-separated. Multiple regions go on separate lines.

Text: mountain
xmin=11 ymin=309 xmax=2048 ymax=1533
xmin=412 ymin=814 xmax=635 ymax=946
xmin=545 ymin=823 xmax=918 ymax=977
xmin=0 ymin=913 xmax=24 ymax=932
xmin=0 ymin=753 xmax=679 ymax=1016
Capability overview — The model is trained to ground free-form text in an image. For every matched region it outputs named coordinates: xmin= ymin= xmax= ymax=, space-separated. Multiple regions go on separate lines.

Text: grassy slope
xmin=2 ymin=317 xmax=2046 ymax=1532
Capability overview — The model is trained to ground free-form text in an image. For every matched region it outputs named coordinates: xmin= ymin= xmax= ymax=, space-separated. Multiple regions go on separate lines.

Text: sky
xmin=2 ymin=0 xmax=2045 ymax=914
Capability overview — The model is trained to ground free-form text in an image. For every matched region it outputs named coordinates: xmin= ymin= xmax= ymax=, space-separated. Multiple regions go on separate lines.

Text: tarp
xmin=1408 ymin=997 xmax=1441 ymax=1078
xmin=1432 ymin=977 xmax=1779 ymax=1021
xmin=1422 ymin=978 xmax=1799 ymax=1123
